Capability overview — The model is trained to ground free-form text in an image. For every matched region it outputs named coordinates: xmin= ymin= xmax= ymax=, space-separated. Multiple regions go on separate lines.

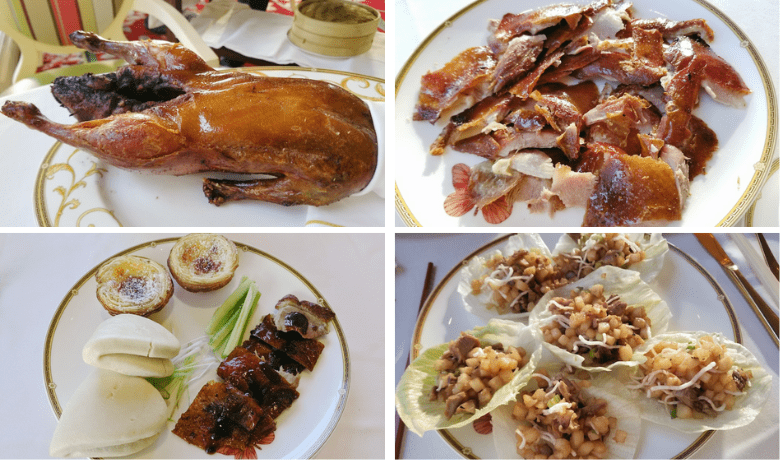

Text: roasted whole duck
xmin=1 ymin=32 xmax=378 ymax=207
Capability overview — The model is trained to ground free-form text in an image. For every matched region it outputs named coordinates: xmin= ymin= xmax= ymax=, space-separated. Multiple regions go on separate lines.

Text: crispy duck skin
xmin=0 ymin=31 xmax=377 ymax=207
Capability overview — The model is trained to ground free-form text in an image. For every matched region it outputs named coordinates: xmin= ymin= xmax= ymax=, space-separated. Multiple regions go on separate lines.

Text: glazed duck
xmin=1 ymin=32 xmax=378 ymax=207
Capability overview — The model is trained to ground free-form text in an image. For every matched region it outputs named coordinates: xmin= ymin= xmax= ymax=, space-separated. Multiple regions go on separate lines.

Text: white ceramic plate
xmin=44 ymin=238 xmax=349 ymax=459
xmin=0 ymin=67 xmax=384 ymax=227
xmin=745 ymin=158 xmax=779 ymax=227
xmin=395 ymin=0 xmax=776 ymax=227
xmin=410 ymin=235 xmax=740 ymax=458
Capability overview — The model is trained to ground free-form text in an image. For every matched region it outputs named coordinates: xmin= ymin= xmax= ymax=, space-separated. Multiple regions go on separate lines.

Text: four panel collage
xmin=0 ymin=0 xmax=776 ymax=459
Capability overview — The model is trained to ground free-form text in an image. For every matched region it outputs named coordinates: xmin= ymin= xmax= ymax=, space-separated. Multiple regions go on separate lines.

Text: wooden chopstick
xmin=757 ymin=233 xmax=779 ymax=280
xmin=395 ymin=262 xmax=436 ymax=459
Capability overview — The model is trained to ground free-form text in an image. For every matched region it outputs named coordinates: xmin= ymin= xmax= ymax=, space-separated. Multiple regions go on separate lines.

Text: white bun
xmin=49 ymin=369 xmax=168 ymax=458
xmin=83 ymin=314 xmax=181 ymax=377
xmin=167 ymin=234 xmax=239 ymax=292
xmin=95 ymin=255 xmax=173 ymax=316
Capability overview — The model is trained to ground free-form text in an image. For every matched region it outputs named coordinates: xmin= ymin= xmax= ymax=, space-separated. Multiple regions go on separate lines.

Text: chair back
xmin=0 ymin=0 xmax=217 ymax=83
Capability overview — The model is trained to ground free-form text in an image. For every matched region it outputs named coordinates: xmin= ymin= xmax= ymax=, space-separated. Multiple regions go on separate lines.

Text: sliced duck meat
xmin=549 ymin=164 xmax=596 ymax=208
xmin=492 ymin=35 xmax=546 ymax=93
xmin=429 ymin=95 xmax=517 ymax=155
xmin=575 ymin=142 xmax=626 ymax=173
xmin=235 ymin=339 xmax=305 ymax=386
xmin=452 ymin=127 xmax=560 ymax=160
xmin=659 ymin=143 xmax=691 ymax=210
xmin=659 ymin=36 xmax=749 ymax=146
xmin=218 ymin=349 xmax=300 ymax=419
xmin=414 ymin=47 xmax=496 ymax=123
xmin=508 ymin=48 xmax=566 ymax=99
xmin=584 ymin=93 xmax=662 ymax=155
xmin=637 ymin=133 xmax=666 ymax=159
xmin=626 ymin=17 xmax=715 ymax=42
xmin=273 ymin=294 xmax=335 ymax=339
xmin=537 ymin=47 xmax=600 ymax=85
xmin=172 ymin=381 xmax=276 ymax=455
xmin=488 ymin=3 xmax=585 ymax=54
xmin=667 ymin=36 xmax=752 ymax=108
xmin=250 ymin=314 xmax=325 ymax=372
xmin=679 ymin=115 xmax=718 ymax=178
xmin=584 ymin=154 xmax=682 ymax=226
xmin=492 ymin=149 xmax=555 ymax=179
xmin=611 ymin=83 xmax=666 ymax=111
xmin=574 ymin=27 xmax=667 ymax=85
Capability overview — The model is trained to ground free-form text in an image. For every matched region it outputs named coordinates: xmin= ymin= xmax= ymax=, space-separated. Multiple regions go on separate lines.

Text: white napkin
xmin=190 ymin=1 xmax=384 ymax=78
xmin=304 ymin=99 xmax=384 ymax=227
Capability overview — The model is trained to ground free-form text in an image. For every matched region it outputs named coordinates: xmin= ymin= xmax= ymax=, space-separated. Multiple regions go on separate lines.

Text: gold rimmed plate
xmin=409 ymin=235 xmax=739 ymax=458
xmin=395 ymin=0 xmax=776 ymax=227
xmin=26 ymin=67 xmax=384 ymax=227
xmin=44 ymin=237 xmax=349 ymax=459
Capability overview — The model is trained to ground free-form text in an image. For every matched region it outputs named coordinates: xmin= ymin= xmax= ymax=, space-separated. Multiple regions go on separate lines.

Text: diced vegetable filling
xmin=555 ymin=234 xmax=646 ymax=280
xmin=513 ymin=372 xmax=626 ymax=459
xmin=628 ymin=335 xmax=753 ymax=418
xmin=470 ymin=249 xmax=568 ymax=314
xmin=540 ymin=284 xmax=651 ymax=365
xmin=430 ymin=333 xmax=529 ymax=418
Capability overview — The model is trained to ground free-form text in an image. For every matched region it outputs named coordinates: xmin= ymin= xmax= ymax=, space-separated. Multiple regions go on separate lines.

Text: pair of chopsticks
xmin=395 ymin=262 xmax=436 ymax=459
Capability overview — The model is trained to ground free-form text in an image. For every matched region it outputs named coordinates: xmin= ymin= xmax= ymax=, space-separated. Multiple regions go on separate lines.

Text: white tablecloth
xmin=395 ymin=233 xmax=779 ymax=459
xmin=394 ymin=0 xmax=780 ymax=227
xmin=0 ymin=233 xmax=384 ymax=459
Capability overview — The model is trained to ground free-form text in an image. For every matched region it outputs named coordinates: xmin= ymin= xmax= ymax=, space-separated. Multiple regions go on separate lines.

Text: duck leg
xmin=1 ymin=101 xmax=188 ymax=173
xmin=203 ymin=176 xmax=336 ymax=207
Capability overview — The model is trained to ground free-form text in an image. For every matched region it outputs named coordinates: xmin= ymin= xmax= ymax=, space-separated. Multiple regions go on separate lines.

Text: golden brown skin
xmin=0 ymin=32 xmax=377 ymax=207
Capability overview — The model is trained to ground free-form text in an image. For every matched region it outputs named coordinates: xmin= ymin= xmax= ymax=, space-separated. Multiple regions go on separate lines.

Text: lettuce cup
xmin=458 ymin=234 xmax=567 ymax=321
xmin=530 ymin=266 xmax=672 ymax=371
xmin=491 ymin=363 xmax=641 ymax=459
xmin=624 ymin=331 xmax=772 ymax=432
xmin=552 ymin=233 xmax=668 ymax=282
xmin=396 ymin=319 xmax=542 ymax=436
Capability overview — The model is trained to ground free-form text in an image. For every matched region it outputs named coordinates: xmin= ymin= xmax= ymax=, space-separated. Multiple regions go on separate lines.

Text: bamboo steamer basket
xmin=288 ymin=0 xmax=380 ymax=57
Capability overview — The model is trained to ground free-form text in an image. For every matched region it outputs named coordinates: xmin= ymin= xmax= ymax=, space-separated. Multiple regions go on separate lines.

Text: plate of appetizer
xmin=0 ymin=33 xmax=384 ymax=227
xmin=44 ymin=234 xmax=349 ymax=459
xmin=394 ymin=0 xmax=776 ymax=227
xmin=396 ymin=233 xmax=772 ymax=458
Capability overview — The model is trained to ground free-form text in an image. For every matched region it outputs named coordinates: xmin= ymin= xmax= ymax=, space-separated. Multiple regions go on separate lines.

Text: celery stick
xmin=205 ymin=276 xmax=251 ymax=335
xmin=223 ymin=285 xmax=260 ymax=355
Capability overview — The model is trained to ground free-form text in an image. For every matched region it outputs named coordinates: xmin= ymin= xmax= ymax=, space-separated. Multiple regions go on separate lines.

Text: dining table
xmin=394 ymin=0 xmax=779 ymax=227
xmin=0 ymin=232 xmax=384 ymax=459
xmin=395 ymin=233 xmax=779 ymax=458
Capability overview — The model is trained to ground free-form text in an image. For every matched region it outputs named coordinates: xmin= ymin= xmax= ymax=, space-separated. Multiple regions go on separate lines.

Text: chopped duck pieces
xmin=415 ymin=0 xmax=749 ymax=226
